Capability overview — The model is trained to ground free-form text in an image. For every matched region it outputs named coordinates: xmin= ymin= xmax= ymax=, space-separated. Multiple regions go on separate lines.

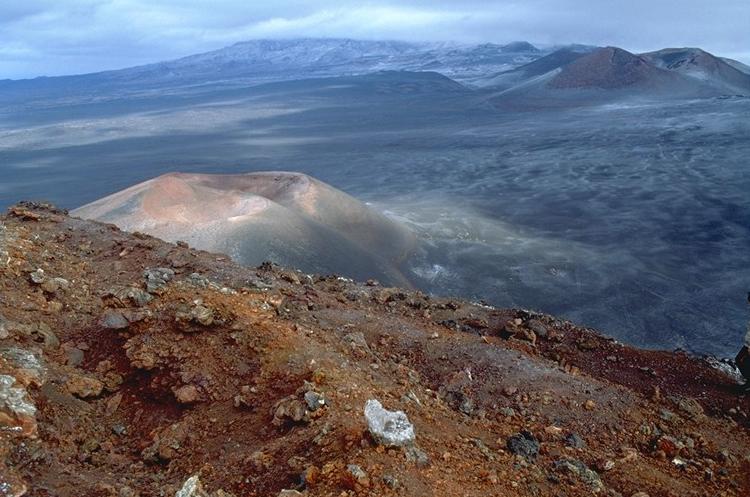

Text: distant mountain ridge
xmin=1 ymin=38 xmax=747 ymax=112
xmin=2 ymin=38 xmax=542 ymax=85
xmin=0 ymin=38 xmax=543 ymax=109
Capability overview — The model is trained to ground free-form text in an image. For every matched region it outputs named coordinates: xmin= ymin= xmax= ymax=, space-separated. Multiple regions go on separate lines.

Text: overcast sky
xmin=2 ymin=0 xmax=749 ymax=79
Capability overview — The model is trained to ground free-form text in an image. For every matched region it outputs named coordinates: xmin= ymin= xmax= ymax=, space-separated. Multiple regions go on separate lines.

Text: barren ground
xmin=1 ymin=202 xmax=748 ymax=497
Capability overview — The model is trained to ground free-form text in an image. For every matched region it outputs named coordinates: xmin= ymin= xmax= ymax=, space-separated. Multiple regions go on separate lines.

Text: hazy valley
xmin=2 ymin=39 xmax=749 ymax=357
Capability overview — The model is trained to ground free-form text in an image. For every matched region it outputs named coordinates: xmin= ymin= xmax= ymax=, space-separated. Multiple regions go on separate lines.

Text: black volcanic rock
xmin=549 ymin=47 xmax=676 ymax=89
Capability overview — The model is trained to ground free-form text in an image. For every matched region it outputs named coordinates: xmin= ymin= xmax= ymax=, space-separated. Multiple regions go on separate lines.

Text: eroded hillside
xmin=1 ymin=202 xmax=749 ymax=497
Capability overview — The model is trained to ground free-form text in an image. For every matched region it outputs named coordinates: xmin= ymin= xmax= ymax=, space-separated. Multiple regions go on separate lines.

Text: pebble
xmin=344 ymin=464 xmax=370 ymax=488
xmin=654 ymin=435 xmax=681 ymax=458
xmin=503 ymin=386 xmax=518 ymax=396
xmin=66 ymin=374 xmax=104 ymax=399
xmin=176 ymin=303 xmax=215 ymax=328
xmin=41 ymin=277 xmax=69 ymax=294
xmin=555 ymin=458 xmax=604 ymax=492
xmin=382 ymin=474 xmax=399 ymax=489
xmin=272 ymin=397 xmax=309 ymax=426
xmin=405 ymin=444 xmax=430 ymax=466
xmin=29 ymin=268 xmax=46 ymax=284
xmin=304 ymin=390 xmax=326 ymax=412
xmin=499 ymin=407 xmax=516 ymax=417
xmin=564 ymin=432 xmax=586 ymax=449
xmin=143 ymin=267 xmax=175 ymax=294
xmin=527 ymin=319 xmax=548 ymax=337
xmin=99 ymin=310 xmax=130 ymax=330
xmin=173 ymin=385 xmax=200 ymax=404
xmin=108 ymin=286 xmax=153 ymax=307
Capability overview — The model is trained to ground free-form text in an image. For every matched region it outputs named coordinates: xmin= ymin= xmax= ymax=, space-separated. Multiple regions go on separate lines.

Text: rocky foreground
xmin=1 ymin=202 xmax=749 ymax=497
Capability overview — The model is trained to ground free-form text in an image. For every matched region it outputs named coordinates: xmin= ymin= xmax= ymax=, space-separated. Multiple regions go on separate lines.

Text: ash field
xmin=1 ymin=40 xmax=749 ymax=357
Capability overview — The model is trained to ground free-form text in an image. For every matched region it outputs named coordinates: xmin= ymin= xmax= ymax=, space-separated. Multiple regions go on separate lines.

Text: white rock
xmin=364 ymin=399 xmax=415 ymax=447
xmin=175 ymin=475 xmax=208 ymax=497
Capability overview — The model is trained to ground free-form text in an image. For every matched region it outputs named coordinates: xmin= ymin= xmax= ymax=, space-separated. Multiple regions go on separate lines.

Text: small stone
xmin=459 ymin=397 xmax=475 ymax=415
xmin=554 ymin=458 xmax=603 ymax=492
xmin=659 ymin=409 xmax=675 ymax=422
xmin=527 ymin=319 xmax=548 ymax=337
xmin=47 ymin=301 xmax=64 ymax=313
xmin=167 ymin=250 xmax=191 ymax=268
xmin=304 ymin=391 xmax=325 ymax=412
xmin=343 ymin=464 xmax=370 ymax=489
xmin=41 ymin=278 xmax=63 ymax=294
xmin=99 ymin=310 xmax=130 ymax=330
xmin=564 ymin=432 xmax=586 ymax=449
xmin=173 ymin=385 xmax=200 ymax=404
xmin=382 ymin=474 xmax=399 ymax=489
xmin=175 ymin=303 xmax=215 ymax=328
xmin=119 ymin=486 xmax=137 ymax=497
xmin=272 ymin=397 xmax=309 ymax=426
xmin=191 ymin=305 xmax=214 ymax=326
xmin=363 ymin=399 xmax=415 ymax=447
xmin=503 ymin=386 xmax=518 ymax=396
xmin=144 ymin=267 xmax=175 ymax=294
xmin=675 ymin=396 xmax=705 ymax=419
xmin=64 ymin=346 xmax=85 ymax=367
xmin=29 ymin=269 xmax=46 ymax=284
xmin=405 ymin=445 xmax=430 ymax=466
xmin=302 ymin=465 xmax=320 ymax=486
xmin=30 ymin=322 xmax=59 ymax=349
xmin=654 ymin=435 xmax=681 ymax=458
xmin=175 ymin=475 xmax=208 ymax=497
xmin=499 ymin=407 xmax=515 ymax=417
xmin=507 ymin=431 xmax=540 ymax=461
xmin=106 ymin=286 xmax=153 ymax=307
xmin=66 ymin=374 xmax=104 ymax=399
xmin=584 ymin=399 xmax=596 ymax=411
xmin=277 ymin=491 xmax=303 ymax=497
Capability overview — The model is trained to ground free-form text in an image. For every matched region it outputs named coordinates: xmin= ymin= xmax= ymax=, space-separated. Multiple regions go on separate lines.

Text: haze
xmin=2 ymin=0 xmax=750 ymax=79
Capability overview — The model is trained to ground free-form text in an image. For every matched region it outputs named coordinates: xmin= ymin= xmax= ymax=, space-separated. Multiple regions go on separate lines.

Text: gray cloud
xmin=1 ymin=0 xmax=748 ymax=79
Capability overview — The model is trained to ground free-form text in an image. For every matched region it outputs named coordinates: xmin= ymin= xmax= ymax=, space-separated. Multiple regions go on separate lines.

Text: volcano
xmin=548 ymin=47 xmax=677 ymax=90
xmin=72 ymin=172 xmax=417 ymax=285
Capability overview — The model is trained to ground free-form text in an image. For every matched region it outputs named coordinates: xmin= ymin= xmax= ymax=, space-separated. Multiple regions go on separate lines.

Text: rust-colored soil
xmin=1 ymin=202 xmax=748 ymax=497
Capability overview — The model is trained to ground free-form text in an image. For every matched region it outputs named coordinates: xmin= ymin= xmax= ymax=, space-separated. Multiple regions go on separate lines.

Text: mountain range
xmin=1 ymin=38 xmax=748 ymax=113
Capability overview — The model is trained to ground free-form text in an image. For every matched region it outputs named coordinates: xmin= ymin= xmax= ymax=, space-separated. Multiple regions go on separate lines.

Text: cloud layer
xmin=2 ymin=0 xmax=748 ymax=79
